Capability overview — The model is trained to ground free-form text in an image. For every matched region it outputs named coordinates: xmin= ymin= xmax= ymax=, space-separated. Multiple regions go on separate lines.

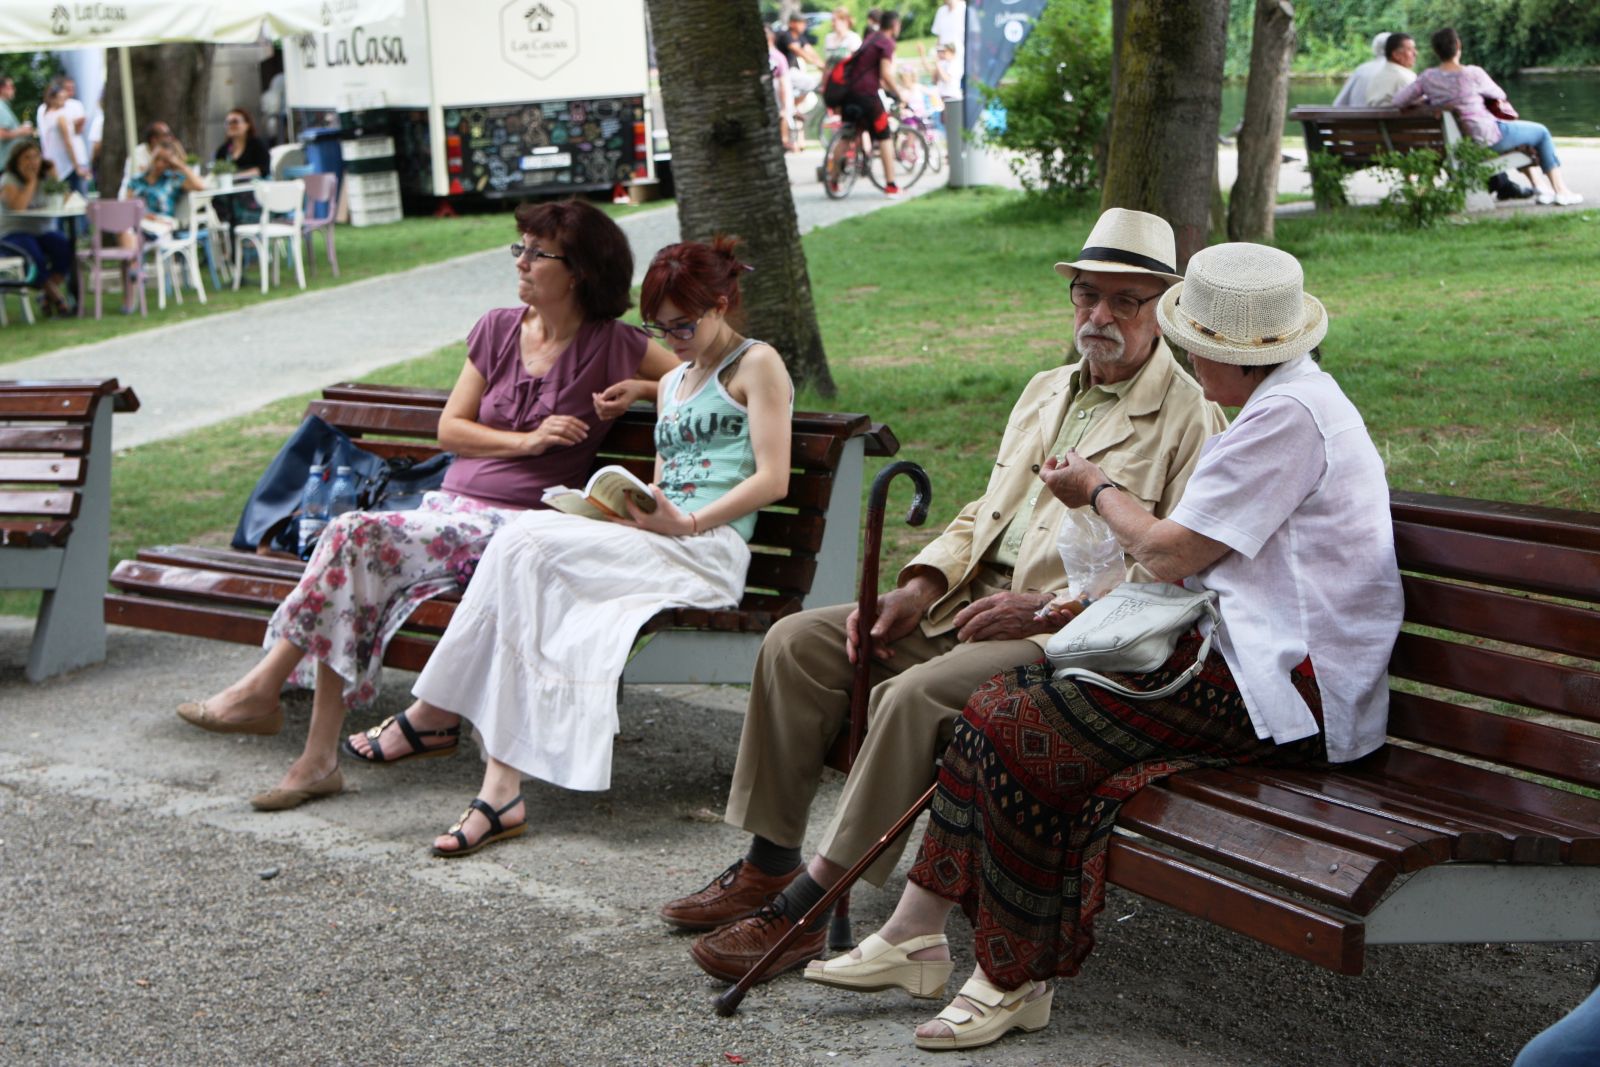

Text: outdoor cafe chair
xmin=301 ymin=172 xmax=339 ymax=278
xmin=77 ymin=198 xmax=149 ymax=320
xmin=0 ymin=248 xmax=40 ymax=326
xmin=232 ymin=179 xmax=307 ymax=294
xmin=153 ymin=197 xmax=209 ymax=311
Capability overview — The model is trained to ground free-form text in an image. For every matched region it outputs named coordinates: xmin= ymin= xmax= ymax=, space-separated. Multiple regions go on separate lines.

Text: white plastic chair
xmin=232 ymin=179 xmax=306 ymax=294
xmin=0 ymin=254 xmax=39 ymax=325
xmin=153 ymin=196 xmax=209 ymax=310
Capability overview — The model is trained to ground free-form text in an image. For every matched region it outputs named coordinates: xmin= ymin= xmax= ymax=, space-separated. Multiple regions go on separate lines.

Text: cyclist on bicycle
xmin=842 ymin=9 xmax=907 ymax=197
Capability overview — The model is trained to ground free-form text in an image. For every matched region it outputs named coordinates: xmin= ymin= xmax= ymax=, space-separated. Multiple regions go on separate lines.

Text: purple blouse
xmin=1390 ymin=65 xmax=1507 ymax=146
xmin=440 ymin=308 xmax=648 ymax=509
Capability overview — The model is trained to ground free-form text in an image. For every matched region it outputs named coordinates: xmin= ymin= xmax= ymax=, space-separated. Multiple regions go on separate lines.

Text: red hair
xmin=640 ymin=237 xmax=750 ymax=322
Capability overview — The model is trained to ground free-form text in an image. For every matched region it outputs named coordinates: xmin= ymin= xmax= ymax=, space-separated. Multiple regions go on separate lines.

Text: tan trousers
xmin=723 ymin=600 xmax=1042 ymax=886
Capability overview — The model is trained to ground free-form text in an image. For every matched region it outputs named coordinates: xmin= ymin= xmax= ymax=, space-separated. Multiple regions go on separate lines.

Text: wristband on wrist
xmin=689 ymin=512 xmax=699 ymax=535
xmin=1089 ymin=482 xmax=1120 ymax=515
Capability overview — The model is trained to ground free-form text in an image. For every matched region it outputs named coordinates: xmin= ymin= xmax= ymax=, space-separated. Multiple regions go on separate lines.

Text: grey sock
xmin=775 ymin=871 xmax=829 ymax=931
xmin=745 ymin=835 xmax=802 ymax=877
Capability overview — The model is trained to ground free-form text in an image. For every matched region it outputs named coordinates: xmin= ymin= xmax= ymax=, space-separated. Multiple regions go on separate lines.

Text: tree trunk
xmin=1228 ymin=0 xmax=1296 ymax=243
xmin=99 ymin=44 xmax=214 ymax=197
xmin=1100 ymin=0 xmax=1228 ymax=271
xmin=647 ymin=0 xmax=833 ymax=396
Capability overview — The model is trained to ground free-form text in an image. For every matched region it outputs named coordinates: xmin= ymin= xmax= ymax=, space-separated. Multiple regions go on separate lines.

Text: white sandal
xmin=914 ymin=973 xmax=1053 ymax=1051
xmin=803 ymin=932 xmax=953 ymax=998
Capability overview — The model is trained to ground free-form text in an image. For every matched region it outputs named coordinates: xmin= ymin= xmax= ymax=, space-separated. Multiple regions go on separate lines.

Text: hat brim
xmin=1054 ymin=259 xmax=1184 ymax=285
xmin=1155 ymin=281 xmax=1328 ymax=366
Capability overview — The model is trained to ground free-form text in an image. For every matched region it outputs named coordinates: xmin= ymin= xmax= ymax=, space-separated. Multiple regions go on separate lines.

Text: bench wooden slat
xmin=1106 ymin=836 xmax=1365 ymax=975
xmin=0 ymin=490 xmax=80 ymax=518
xmin=1391 ymin=491 xmax=1600 ymax=552
xmin=1162 ymin=770 xmax=1454 ymax=873
xmin=0 ymin=426 xmax=88 ymax=452
xmin=1400 ymin=575 xmax=1600 ymax=660
xmin=307 ymin=399 xmax=442 ymax=439
xmin=0 ymin=392 xmax=96 ymax=418
xmin=1117 ymin=787 xmax=1400 ymax=911
xmin=0 ymin=456 xmax=84 ymax=485
xmin=1393 ymin=521 xmax=1600 ymax=601
xmin=0 ymin=519 xmax=72 ymax=547
xmin=137 ymin=544 xmax=310 ymax=580
xmin=1386 ymin=690 xmax=1600 ymax=794
xmin=1390 ymin=631 xmax=1600 ymax=725
xmin=745 ymin=554 xmax=816 ymax=597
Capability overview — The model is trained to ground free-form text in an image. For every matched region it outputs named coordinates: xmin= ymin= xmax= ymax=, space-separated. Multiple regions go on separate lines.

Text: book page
xmin=541 ymin=487 xmax=611 ymax=521
xmin=586 ymin=465 xmax=657 ymax=518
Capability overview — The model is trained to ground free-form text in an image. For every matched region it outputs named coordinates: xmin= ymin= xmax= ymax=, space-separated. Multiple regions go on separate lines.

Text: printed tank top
xmin=655 ymin=339 xmax=763 ymax=542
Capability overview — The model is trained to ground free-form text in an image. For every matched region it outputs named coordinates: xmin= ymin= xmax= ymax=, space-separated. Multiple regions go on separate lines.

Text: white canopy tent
xmin=0 ymin=1 xmax=404 ymax=156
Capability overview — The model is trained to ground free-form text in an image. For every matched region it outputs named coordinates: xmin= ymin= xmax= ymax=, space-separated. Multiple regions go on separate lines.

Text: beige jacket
xmin=903 ymin=341 xmax=1227 ymax=649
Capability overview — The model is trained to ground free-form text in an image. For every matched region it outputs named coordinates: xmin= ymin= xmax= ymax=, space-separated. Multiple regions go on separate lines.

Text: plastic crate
xmin=345 ymin=171 xmax=400 ymax=198
xmin=341 ymin=136 xmax=396 ymax=162
xmin=350 ymin=204 xmax=403 ymax=227
xmin=348 ymin=187 xmax=401 ymax=213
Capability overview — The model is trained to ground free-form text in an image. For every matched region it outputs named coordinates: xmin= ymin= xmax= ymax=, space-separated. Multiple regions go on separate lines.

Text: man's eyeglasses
xmin=640 ymin=316 xmax=702 ymax=341
xmin=509 ymin=243 xmax=568 ymax=262
xmin=1070 ymin=282 xmax=1161 ymax=321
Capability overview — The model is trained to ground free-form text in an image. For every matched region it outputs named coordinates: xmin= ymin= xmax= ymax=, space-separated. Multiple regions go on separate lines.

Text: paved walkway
xmin=1 ymin=147 xmax=935 ymax=450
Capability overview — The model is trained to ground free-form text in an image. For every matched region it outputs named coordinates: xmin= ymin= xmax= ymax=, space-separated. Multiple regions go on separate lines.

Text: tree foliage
xmin=984 ymin=0 xmax=1113 ymax=199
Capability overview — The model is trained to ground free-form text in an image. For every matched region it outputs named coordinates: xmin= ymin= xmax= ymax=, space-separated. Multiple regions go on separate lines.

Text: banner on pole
xmin=963 ymin=0 xmax=1048 ymax=129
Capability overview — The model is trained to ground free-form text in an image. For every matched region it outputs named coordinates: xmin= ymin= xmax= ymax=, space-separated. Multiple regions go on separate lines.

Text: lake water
xmin=1219 ymin=70 xmax=1600 ymax=138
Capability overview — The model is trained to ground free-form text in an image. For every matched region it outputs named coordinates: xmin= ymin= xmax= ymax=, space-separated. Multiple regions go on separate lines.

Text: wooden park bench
xmin=1 ymin=378 xmax=139 ymax=681
xmin=1290 ymin=105 xmax=1533 ymax=209
xmin=1104 ymin=492 xmax=1600 ymax=974
xmin=104 ymin=381 xmax=899 ymax=687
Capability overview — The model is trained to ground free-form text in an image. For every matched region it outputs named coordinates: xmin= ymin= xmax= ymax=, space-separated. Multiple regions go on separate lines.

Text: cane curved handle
xmin=868 ymin=460 xmax=932 ymax=527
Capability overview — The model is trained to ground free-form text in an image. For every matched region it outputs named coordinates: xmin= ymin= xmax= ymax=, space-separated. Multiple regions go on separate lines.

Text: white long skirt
xmin=412 ymin=510 xmax=751 ymax=792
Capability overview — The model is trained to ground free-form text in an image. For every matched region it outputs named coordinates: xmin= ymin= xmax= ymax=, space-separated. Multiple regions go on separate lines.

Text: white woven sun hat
xmin=1053 ymin=207 xmax=1184 ymax=285
xmin=1156 ymin=243 xmax=1328 ymax=366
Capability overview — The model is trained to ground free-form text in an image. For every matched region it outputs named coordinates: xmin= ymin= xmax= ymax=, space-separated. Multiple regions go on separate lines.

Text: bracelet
xmin=689 ymin=512 xmax=699 ymax=535
xmin=1089 ymin=482 xmax=1120 ymax=515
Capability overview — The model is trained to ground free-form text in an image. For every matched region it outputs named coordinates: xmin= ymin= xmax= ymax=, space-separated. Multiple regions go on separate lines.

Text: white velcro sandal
xmin=914 ymin=973 xmax=1053 ymax=1051
xmin=803 ymin=932 xmax=953 ymax=998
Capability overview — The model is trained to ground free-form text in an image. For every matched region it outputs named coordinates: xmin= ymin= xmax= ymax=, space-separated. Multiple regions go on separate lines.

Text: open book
xmin=541 ymin=464 xmax=658 ymax=521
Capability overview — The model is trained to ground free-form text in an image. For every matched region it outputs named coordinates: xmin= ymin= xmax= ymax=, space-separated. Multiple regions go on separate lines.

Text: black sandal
xmin=432 ymin=796 xmax=526 ymax=858
xmin=341 ymin=709 xmax=460 ymax=764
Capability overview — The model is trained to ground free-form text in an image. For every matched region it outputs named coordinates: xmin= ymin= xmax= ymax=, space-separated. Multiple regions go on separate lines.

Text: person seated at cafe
xmin=213 ymin=108 xmax=271 ymax=179
xmin=125 ymin=131 xmax=205 ymax=238
xmin=0 ymin=138 xmax=74 ymax=315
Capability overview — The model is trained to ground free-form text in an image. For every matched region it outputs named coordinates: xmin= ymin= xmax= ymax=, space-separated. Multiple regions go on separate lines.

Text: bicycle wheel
xmin=867 ymin=125 xmax=929 ymax=191
xmin=821 ymin=127 xmax=858 ymax=200
xmin=924 ymin=128 xmax=945 ymax=174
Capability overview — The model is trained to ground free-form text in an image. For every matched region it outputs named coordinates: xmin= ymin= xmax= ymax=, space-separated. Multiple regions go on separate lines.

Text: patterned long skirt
xmin=906 ymin=630 xmax=1326 ymax=991
xmin=265 ymin=491 xmax=521 ymax=709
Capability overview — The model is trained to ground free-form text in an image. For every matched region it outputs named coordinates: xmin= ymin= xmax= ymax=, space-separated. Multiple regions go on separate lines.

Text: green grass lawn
xmin=8 ymin=185 xmax=1594 ymax=617
xmin=0 ymin=202 xmax=660 ymax=366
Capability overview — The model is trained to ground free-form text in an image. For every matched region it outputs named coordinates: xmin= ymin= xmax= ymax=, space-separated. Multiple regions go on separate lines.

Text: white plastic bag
xmin=1055 ymin=506 xmax=1125 ymax=603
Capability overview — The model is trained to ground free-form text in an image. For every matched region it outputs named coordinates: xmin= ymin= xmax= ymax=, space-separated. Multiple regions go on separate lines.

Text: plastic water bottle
xmin=329 ymin=465 xmax=359 ymax=519
xmin=297 ymin=464 xmax=330 ymax=560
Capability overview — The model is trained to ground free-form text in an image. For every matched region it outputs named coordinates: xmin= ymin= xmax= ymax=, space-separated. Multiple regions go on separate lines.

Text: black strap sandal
xmin=432 ymin=796 xmax=526 ymax=858
xmin=341 ymin=709 xmax=461 ymax=764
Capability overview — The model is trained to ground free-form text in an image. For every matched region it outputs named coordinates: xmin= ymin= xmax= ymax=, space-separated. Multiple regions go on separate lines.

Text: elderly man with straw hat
xmin=801 ymin=242 xmax=1403 ymax=1054
xmin=664 ymin=208 xmax=1227 ymax=985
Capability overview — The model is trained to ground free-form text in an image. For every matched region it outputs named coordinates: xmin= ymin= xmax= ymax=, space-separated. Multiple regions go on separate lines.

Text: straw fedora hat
xmin=1156 ymin=243 xmax=1328 ymax=366
xmin=1053 ymin=207 xmax=1184 ymax=285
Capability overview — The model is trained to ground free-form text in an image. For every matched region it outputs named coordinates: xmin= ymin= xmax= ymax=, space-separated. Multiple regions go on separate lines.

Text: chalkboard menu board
xmin=446 ymin=95 xmax=646 ymax=197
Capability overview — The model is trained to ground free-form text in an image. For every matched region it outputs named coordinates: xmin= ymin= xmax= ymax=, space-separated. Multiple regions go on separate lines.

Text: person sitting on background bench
xmin=1360 ymin=32 xmax=1417 ymax=106
xmin=399 ymin=237 xmax=794 ymax=857
xmin=176 ymin=199 xmax=675 ymax=811
xmin=1392 ymin=26 xmax=1582 ymax=206
xmin=1331 ymin=32 xmax=1392 ymax=108
xmin=663 ymin=208 xmax=1226 ymax=986
xmin=805 ymin=243 xmax=1403 ymax=1052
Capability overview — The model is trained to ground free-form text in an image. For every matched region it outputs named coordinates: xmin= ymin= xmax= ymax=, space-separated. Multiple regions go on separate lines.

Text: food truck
xmin=284 ymin=0 xmax=658 ymax=202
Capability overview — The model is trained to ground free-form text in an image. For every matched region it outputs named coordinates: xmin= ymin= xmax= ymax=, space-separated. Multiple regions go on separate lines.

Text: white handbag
xmin=1044 ymin=582 xmax=1221 ymax=701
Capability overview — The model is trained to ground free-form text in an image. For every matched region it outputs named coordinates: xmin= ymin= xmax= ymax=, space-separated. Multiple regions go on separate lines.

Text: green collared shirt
xmin=985 ymin=368 xmax=1131 ymax=569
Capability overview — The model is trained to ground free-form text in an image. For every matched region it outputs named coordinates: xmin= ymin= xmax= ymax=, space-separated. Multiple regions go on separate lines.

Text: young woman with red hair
xmin=396 ymin=237 xmax=792 ymax=856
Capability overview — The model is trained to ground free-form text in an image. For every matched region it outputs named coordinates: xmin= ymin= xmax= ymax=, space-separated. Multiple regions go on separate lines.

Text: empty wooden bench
xmin=1 ymin=378 xmax=139 ymax=680
xmin=1104 ymin=492 xmax=1600 ymax=974
xmin=105 ymin=381 xmax=898 ymax=686
xmin=1290 ymin=105 xmax=1533 ymax=209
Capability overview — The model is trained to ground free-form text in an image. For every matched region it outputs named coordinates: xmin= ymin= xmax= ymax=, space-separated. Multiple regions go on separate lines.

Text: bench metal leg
xmin=26 ymin=396 xmax=113 ymax=681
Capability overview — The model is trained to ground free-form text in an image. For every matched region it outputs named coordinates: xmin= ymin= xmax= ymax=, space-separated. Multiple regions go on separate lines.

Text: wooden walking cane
xmin=714 ymin=460 xmax=932 ymax=1017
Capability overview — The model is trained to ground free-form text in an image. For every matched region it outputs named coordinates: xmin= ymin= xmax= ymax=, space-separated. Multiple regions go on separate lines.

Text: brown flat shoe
xmin=177 ymin=699 xmax=284 ymax=736
xmin=660 ymin=858 xmax=802 ymax=931
xmin=249 ymin=768 xmax=344 ymax=812
xmin=689 ymin=900 xmax=826 ymax=984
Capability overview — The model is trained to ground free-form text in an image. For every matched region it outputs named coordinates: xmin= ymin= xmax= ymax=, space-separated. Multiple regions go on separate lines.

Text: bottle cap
xmin=309 ymin=463 xmax=325 ymax=473
xmin=335 ymin=465 xmax=353 ymax=475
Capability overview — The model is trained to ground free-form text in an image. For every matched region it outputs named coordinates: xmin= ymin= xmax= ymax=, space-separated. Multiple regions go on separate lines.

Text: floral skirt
xmin=265 ymin=491 xmax=521 ymax=709
xmin=906 ymin=630 xmax=1326 ymax=990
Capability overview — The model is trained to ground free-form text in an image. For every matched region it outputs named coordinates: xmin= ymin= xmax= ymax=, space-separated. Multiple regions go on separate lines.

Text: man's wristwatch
xmin=1089 ymin=482 xmax=1121 ymax=516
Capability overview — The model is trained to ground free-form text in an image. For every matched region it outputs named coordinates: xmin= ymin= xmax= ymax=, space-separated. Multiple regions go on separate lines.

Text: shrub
xmin=1306 ymin=151 xmax=1352 ymax=210
xmin=1369 ymin=139 xmax=1499 ymax=228
xmin=981 ymin=0 xmax=1113 ymax=200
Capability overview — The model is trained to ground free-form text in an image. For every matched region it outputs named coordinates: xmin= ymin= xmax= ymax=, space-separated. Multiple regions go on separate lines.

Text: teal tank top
xmin=655 ymin=338 xmax=764 ymax=542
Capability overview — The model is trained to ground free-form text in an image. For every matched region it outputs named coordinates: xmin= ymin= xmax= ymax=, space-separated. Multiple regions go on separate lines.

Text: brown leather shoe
xmin=659 ymin=858 xmax=801 ymax=932
xmin=689 ymin=901 xmax=827 ymax=984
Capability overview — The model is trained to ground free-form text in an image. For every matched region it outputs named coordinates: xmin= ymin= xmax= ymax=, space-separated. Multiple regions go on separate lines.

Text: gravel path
xmin=0 ymin=620 xmax=1591 ymax=1066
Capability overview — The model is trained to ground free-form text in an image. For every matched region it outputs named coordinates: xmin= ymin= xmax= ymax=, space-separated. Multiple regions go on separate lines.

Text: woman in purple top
xmin=1392 ymin=27 xmax=1583 ymax=206
xmin=177 ymin=199 xmax=677 ymax=812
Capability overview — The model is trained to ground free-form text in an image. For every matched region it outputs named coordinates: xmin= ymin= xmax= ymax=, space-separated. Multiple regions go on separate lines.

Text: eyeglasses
xmin=225 ymin=118 xmax=244 ymax=126
xmin=1070 ymin=282 xmax=1161 ymax=321
xmin=640 ymin=316 xmax=703 ymax=341
xmin=509 ymin=243 xmax=568 ymax=263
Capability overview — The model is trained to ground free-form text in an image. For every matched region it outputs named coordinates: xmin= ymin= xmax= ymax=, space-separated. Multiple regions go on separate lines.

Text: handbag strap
xmin=1055 ymin=595 xmax=1222 ymax=702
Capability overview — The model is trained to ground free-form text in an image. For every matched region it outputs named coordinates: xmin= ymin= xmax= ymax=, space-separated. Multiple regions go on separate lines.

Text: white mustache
xmin=1077 ymin=320 xmax=1125 ymax=350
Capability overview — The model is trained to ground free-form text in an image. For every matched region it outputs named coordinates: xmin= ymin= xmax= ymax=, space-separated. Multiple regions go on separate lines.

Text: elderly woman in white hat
xmin=802 ymin=243 xmax=1403 ymax=1052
